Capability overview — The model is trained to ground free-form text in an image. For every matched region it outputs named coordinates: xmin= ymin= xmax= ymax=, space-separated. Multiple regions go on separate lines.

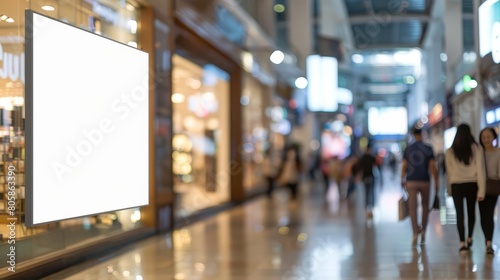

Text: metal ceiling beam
xmin=348 ymin=14 xmax=433 ymax=24
xmin=352 ymin=43 xmax=420 ymax=49
xmin=422 ymin=0 xmax=445 ymax=48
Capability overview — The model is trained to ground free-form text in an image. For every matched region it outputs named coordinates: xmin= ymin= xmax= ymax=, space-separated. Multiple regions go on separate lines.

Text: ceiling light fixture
xmin=274 ymin=4 xmax=286 ymax=13
xmin=351 ymin=54 xmax=363 ymax=63
xmin=42 ymin=5 xmax=55 ymax=11
xmin=295 ymin=77 xmax=308 ymax=89
xmin=42 ymin=0 xmax=56 ymax=11
xmin=126 ymin=3 xmax=136 ymax=11
xmin=0 ymin=15 xmax=8 ymax=21
xmin=270 ymin=50 xmax=285 ymax=64
xmin=440 ymin=53 xmax=448 ymax=62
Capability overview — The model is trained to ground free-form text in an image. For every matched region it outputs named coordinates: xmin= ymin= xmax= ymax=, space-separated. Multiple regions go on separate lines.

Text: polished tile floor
xmin=44 ymin=169 xmax=500 ymax=279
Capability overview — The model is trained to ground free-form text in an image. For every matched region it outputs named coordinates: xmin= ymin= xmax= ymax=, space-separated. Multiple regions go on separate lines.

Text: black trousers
xmin=266 ymin=177 xmax=275 ymax=196
xmin=479 ymin=194 xmax=499 ymax=241
xmin=363 ymin=177 xmax=375 ymax=209
xmin=322 ymin=172 xmax=329 ymax=194
xmin=287 ymin=183 xmax=298 ymax=199
xmin=451 ymin=183 xmax=478 ymax=242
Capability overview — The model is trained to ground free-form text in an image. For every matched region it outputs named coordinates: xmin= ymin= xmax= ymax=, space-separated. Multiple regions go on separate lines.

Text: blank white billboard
xmin=479 ymin=0 xmax=500 ymax=63
xmin=307 ymin=55 xmax=338 ymax=112
xmin=25 ymin=11 xmax=149 ymax=225
xmin=368 ymin=107 xmax=408 ymax=135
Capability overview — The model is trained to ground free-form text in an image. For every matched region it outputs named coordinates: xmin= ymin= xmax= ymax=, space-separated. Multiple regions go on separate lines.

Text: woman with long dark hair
xmin=478 ymin=127 xmax=500 ymax=255
xmin=445 ymin=123 xmax=486 ymax=253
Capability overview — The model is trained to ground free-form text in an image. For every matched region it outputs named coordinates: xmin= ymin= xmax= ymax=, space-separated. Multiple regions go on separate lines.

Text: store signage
xmin=0 ymin=43 xmax=24 ymax=83
xmin=215 ymin=5 xmax=246 ymax=46
xmin=91 ymin=1 xmax=118 ymax=23
xmin=25 ymin=11 xmax=149 ymax=226
xmin=486 ymin=107 xmax=500 ymax=124
xmin=479 ymin=0 xmax=500 ymax=63
xmin=454 ymin=75 xmax=477 ymax=95
xmin=428 ymin=103 xmax=443 ymax=126
xmin=493 ymin=22 xmax=500 ymax=63
xmin=84 ymin=0 xmax=136 ymax=33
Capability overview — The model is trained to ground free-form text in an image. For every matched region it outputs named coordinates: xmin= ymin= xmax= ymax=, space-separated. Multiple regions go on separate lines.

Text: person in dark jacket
xmin=401 ymin=127 xmax=438 ymax=246
xmin=358 ymin=142 xmax=379 ymax=219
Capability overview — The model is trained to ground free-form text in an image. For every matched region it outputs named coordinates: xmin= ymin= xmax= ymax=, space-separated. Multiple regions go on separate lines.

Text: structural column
xmin=288 ymin=0 xmax=312 ymax=69
xmin=444 ymin=0 xmax=464 ymax=90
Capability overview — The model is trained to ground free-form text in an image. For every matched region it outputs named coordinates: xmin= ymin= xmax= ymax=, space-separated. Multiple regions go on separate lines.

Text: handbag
xmin=486 ymin=178 xmax=500 ymax=195
xmin=398 ymin=191 xmax=409 ymax=221
xmin=484 ymin=151 xmax=500 ymax=196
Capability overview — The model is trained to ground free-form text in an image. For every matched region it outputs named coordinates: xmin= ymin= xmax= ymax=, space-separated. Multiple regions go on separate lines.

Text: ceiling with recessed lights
xmin=337 ymin=0 xmax=475 ymax=107
xmin=344 ymin=0 xmax=433 ymax=49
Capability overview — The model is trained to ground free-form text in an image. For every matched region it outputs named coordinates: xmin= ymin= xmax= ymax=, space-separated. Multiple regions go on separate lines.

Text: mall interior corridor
xmin=43 ymin=169 xmax=500 ymax=280
xmin=2 ymin=0 xmax=500 ymax=279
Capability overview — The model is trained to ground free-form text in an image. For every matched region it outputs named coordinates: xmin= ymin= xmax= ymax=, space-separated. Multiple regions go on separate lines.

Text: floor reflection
xmin=44 ymin=168 xmax=500 ymax=280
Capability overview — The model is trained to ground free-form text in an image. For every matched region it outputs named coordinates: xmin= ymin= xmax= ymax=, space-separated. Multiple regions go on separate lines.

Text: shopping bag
xmin=398 ymin=192 xmax=409 ymax=221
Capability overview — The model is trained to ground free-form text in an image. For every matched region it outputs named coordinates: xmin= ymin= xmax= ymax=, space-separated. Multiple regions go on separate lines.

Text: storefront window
xmin=0 ymin=0 xmax=143 ymax=269
xmin=241 ymin=75 xmax=271 ymax=192
xmin=154 ymin=18 xmax=173 ymax=192
xmin=172 ymin=54 xmax=230 ymax=218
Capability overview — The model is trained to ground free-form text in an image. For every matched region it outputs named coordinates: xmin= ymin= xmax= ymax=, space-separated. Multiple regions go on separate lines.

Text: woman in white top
xmin=445 ymin=123 xmax=486 ymax=253
xmin=276 ymin=144 xmax=302 ymax=200
xmin=479 ymin=127 xmax=500 ymax=255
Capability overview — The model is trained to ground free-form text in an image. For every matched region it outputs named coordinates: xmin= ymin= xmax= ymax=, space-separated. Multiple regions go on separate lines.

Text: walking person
xmin=401 ymin=128 xmax=439 ymax=246
xmin=358 ymin=142 xmax=379 ymax=219
xmin=276 ymin=143 xmax=303 ymax=200
xmin=478 ymin=127 xmax=500 ymax=255
xmin=344 ymin=153 xmax=360 ymax=199
xmin=445 ymin=123 xmax=486 ymax=253
xmin=263 ymin=148 xmax=277 ymax=197
xmin=328 ymin=156 xmax=344 ymax=194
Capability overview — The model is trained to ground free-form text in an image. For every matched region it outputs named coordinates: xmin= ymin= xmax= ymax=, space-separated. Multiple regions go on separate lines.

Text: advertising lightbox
xmin=306 ymin=55 xmax=338 ymax=112
xmin=368 ymin=107 xmax=408 ymax=136
xmin=479 ymin=0 xmax=500 ymax=63
xmin=25 ymin=10 xmax=149 ymax=226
